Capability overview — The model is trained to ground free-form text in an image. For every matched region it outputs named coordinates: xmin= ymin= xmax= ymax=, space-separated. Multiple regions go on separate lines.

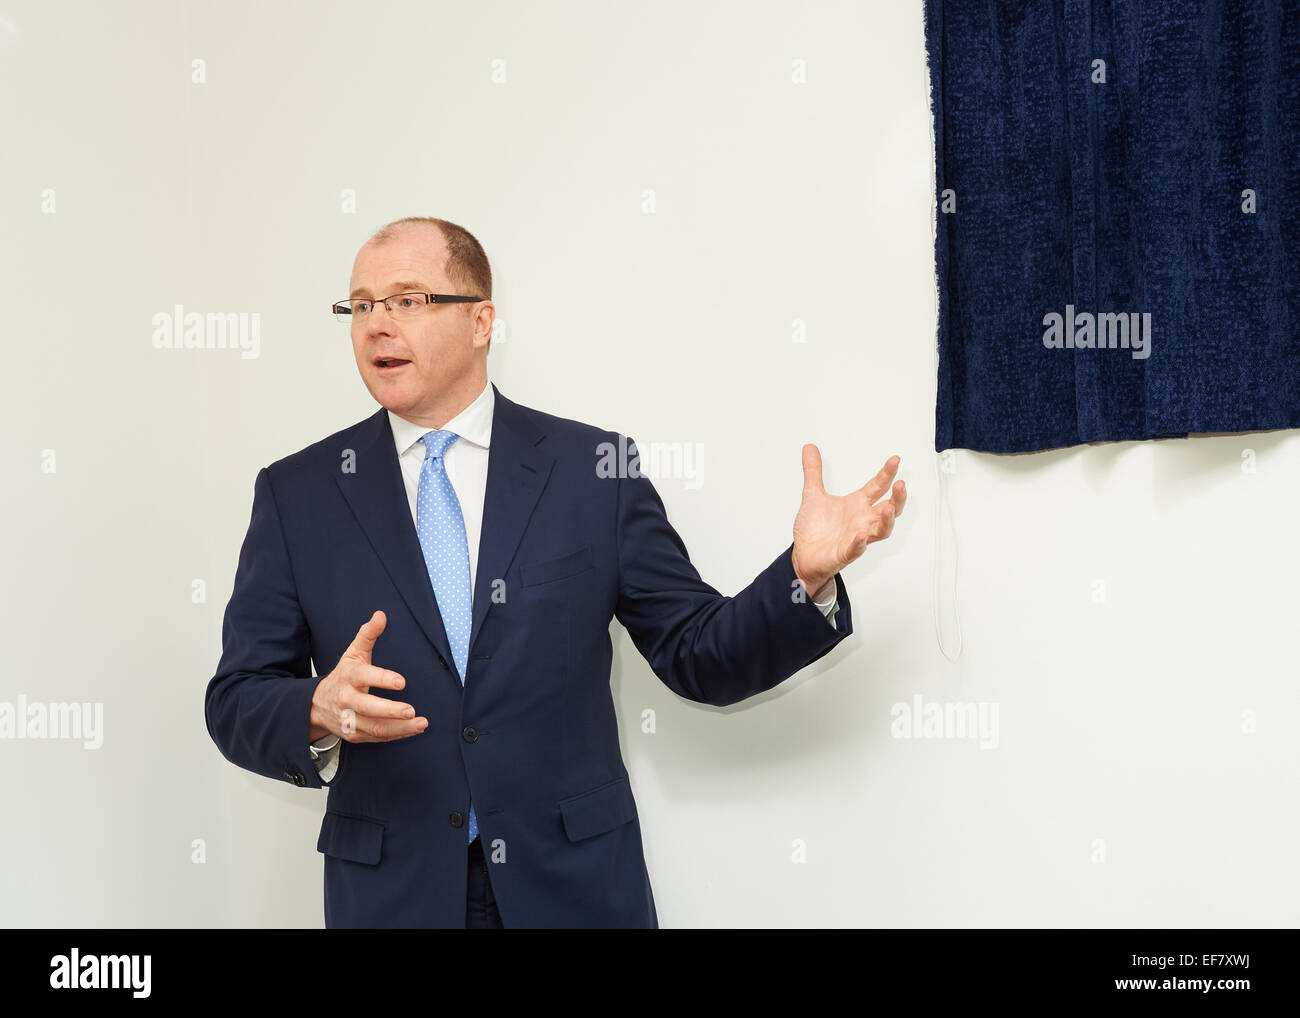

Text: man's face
xmin=347 ymin=225 xmax=491 ymax=421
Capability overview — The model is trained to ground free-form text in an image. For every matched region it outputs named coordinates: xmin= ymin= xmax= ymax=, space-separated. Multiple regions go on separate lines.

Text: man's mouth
xmin=375 ymin=358 xmax=411 ymax=370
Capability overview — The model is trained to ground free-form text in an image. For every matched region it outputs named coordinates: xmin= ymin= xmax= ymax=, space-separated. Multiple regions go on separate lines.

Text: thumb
xmin=801 ymin=443 xmax=825 ymax=496
xmin=347 ymin=610 xmax=386 ymax=662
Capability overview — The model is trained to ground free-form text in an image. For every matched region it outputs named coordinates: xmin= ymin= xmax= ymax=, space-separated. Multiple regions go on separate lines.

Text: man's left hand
xmin=792 ymin=446 xmax=906 ymax=599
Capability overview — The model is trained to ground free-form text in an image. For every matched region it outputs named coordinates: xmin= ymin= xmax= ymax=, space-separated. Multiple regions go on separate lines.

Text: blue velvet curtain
xmin=927 ymin=1 xmax=1300 ymax=453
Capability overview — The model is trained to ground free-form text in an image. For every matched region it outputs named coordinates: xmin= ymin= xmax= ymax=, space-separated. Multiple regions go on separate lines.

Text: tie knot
xmin=419 ymin=429 xmax=459 ymax=459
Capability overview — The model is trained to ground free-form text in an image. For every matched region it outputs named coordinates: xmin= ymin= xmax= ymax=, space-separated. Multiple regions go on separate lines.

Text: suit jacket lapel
xmin=333 ymin=384 xmax=555 ymax=687
xmin=469 ymin=385 xmax=555 ymax=660
xmin=334 ymin=407 xmax=456 ymax=670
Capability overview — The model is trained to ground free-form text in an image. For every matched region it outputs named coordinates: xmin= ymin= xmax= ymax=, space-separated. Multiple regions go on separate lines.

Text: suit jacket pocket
xmin=520 ymin=545 xmax=594 ymax=587
xmin=316 ymin=810 xmax=386 ymax=865
xmin=557 ymin=774 xmax=637 ymax=842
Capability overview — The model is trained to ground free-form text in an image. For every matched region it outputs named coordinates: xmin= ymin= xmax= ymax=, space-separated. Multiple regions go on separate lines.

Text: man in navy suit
xmin=204 ymin=216 xmax=906 ymax=928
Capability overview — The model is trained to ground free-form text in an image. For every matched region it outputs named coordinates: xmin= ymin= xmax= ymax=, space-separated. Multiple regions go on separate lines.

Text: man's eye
xmin=355 ymin=301 xmax=372 ymax=313
xmin=399 ymin=297 xmax=418 ymax=308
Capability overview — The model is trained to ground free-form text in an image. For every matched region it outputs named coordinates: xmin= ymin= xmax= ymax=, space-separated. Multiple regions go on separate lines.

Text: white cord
xmin=932 ymin=455 xmax=963 ymax=661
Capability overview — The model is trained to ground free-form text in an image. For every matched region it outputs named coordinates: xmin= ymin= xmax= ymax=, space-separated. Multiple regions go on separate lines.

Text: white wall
xmin=2 ymin=0 xmax=1294 ymax=928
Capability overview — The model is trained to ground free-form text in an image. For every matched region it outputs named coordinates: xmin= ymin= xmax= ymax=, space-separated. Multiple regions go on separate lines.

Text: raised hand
xmin=791 ymin=446 xmax=906 ymax=598
xmin=309 ymin=610 xmax=428 ymax=743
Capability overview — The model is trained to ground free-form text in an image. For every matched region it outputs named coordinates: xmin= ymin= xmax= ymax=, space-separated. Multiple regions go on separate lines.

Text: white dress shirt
xmin=309 ymin=378 xmax=838 ymax=782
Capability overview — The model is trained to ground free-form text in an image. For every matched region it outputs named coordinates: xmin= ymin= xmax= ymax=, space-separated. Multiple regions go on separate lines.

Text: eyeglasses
xmin=332 ymin=291 xmax=485 ymax=322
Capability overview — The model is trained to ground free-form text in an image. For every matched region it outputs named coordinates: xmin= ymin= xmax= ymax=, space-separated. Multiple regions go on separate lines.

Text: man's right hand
xmin=309 ymin=610 xmax=428 ymax=743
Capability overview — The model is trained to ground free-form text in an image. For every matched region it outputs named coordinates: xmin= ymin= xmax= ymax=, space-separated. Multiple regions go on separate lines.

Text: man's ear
xmin=473 ymin=300 xmax=495 ymax=349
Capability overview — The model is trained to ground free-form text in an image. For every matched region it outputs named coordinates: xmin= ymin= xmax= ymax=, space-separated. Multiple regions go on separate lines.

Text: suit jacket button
xmin=462 ymin=726 xmax=478 ymax=743
xmin=449 ymin=811 xmax=464 ymax=828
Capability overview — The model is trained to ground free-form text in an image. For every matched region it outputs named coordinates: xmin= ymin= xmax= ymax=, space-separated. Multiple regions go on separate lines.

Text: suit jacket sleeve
xmin=205 ymin=466 xmax=326 ymax=789
xmin=613 ymin=438 xmax=854 ymax=708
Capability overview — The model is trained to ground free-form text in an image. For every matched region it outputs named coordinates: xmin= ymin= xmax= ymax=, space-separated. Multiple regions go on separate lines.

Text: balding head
xmin=365 ymin=217 xmax=492 ymax=304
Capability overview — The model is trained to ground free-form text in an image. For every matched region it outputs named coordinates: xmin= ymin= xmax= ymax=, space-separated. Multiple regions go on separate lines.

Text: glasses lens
xmin=333 ymin=295 xmax=426 ymax=322
xmin=334 ymin=299 xmax=377 ymax=322
xmin=388 ymin=293 xmax=427 ymax=317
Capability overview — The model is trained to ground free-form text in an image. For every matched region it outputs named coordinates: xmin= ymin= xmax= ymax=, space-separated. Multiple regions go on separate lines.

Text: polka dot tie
xmin=416 ymin=429 xmax=477 ymax=845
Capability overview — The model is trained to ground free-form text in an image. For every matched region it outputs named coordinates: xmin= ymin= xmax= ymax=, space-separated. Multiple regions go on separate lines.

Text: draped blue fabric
xmin=927 ymin=0 xmax=1300 ymax=453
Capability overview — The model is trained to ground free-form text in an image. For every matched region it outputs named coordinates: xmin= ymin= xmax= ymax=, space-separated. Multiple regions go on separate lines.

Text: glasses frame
xmin=332 ymin=291 xmax=486 ymax=320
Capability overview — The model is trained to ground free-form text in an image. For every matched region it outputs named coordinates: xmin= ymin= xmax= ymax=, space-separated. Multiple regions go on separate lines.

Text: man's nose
xmin=364 ymin=302 xmax=397 ymax=336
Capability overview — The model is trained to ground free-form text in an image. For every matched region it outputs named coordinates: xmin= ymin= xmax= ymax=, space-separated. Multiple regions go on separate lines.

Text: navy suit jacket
xmin=204 ymin=383 xmax=854 ymax=928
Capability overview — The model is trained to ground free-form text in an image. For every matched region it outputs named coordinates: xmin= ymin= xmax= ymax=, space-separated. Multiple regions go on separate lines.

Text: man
xmin=204 ymin=216 xmax=906 ymax=929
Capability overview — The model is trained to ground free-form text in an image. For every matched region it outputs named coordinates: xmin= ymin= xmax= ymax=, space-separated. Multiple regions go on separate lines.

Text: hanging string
xmin=932 ymin=454 xmax=963 ymax=661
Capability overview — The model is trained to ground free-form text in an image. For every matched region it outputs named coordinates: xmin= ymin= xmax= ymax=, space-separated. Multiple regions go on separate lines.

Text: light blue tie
xmin=416 ymin=429 xmax=477 ymax=845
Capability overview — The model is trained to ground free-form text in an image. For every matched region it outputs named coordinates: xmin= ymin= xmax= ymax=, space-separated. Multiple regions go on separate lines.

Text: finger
xmin=859 ymin=456 xmax=900 ymax=502
xmin=889 ymin=479 xmax=907 ymax=518
xmin=854 ymin=505 xmax=896 ymax=550
xmin=877 ymin=503 xmax=898 ymax=540
xmin=344 ymin=610 xmax=386 ymax=663
xmin=344 ymin=714 xmax=428 ymax=743
xmin=801 ymin=444 xmax=825 ymax=495
xmin=348 ymin=663 xmax=406 ymax=692
xmin=348 ymin=690 xmax=416 ymax=720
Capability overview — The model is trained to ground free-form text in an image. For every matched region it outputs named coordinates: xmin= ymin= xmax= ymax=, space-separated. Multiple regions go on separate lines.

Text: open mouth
xmin=375 ymin=358 xmax=411 ymax=370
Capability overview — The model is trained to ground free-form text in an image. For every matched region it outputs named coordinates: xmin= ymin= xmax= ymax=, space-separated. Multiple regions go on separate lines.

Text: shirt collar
xmin=387 ymin=377 xmax=494 ymax=458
